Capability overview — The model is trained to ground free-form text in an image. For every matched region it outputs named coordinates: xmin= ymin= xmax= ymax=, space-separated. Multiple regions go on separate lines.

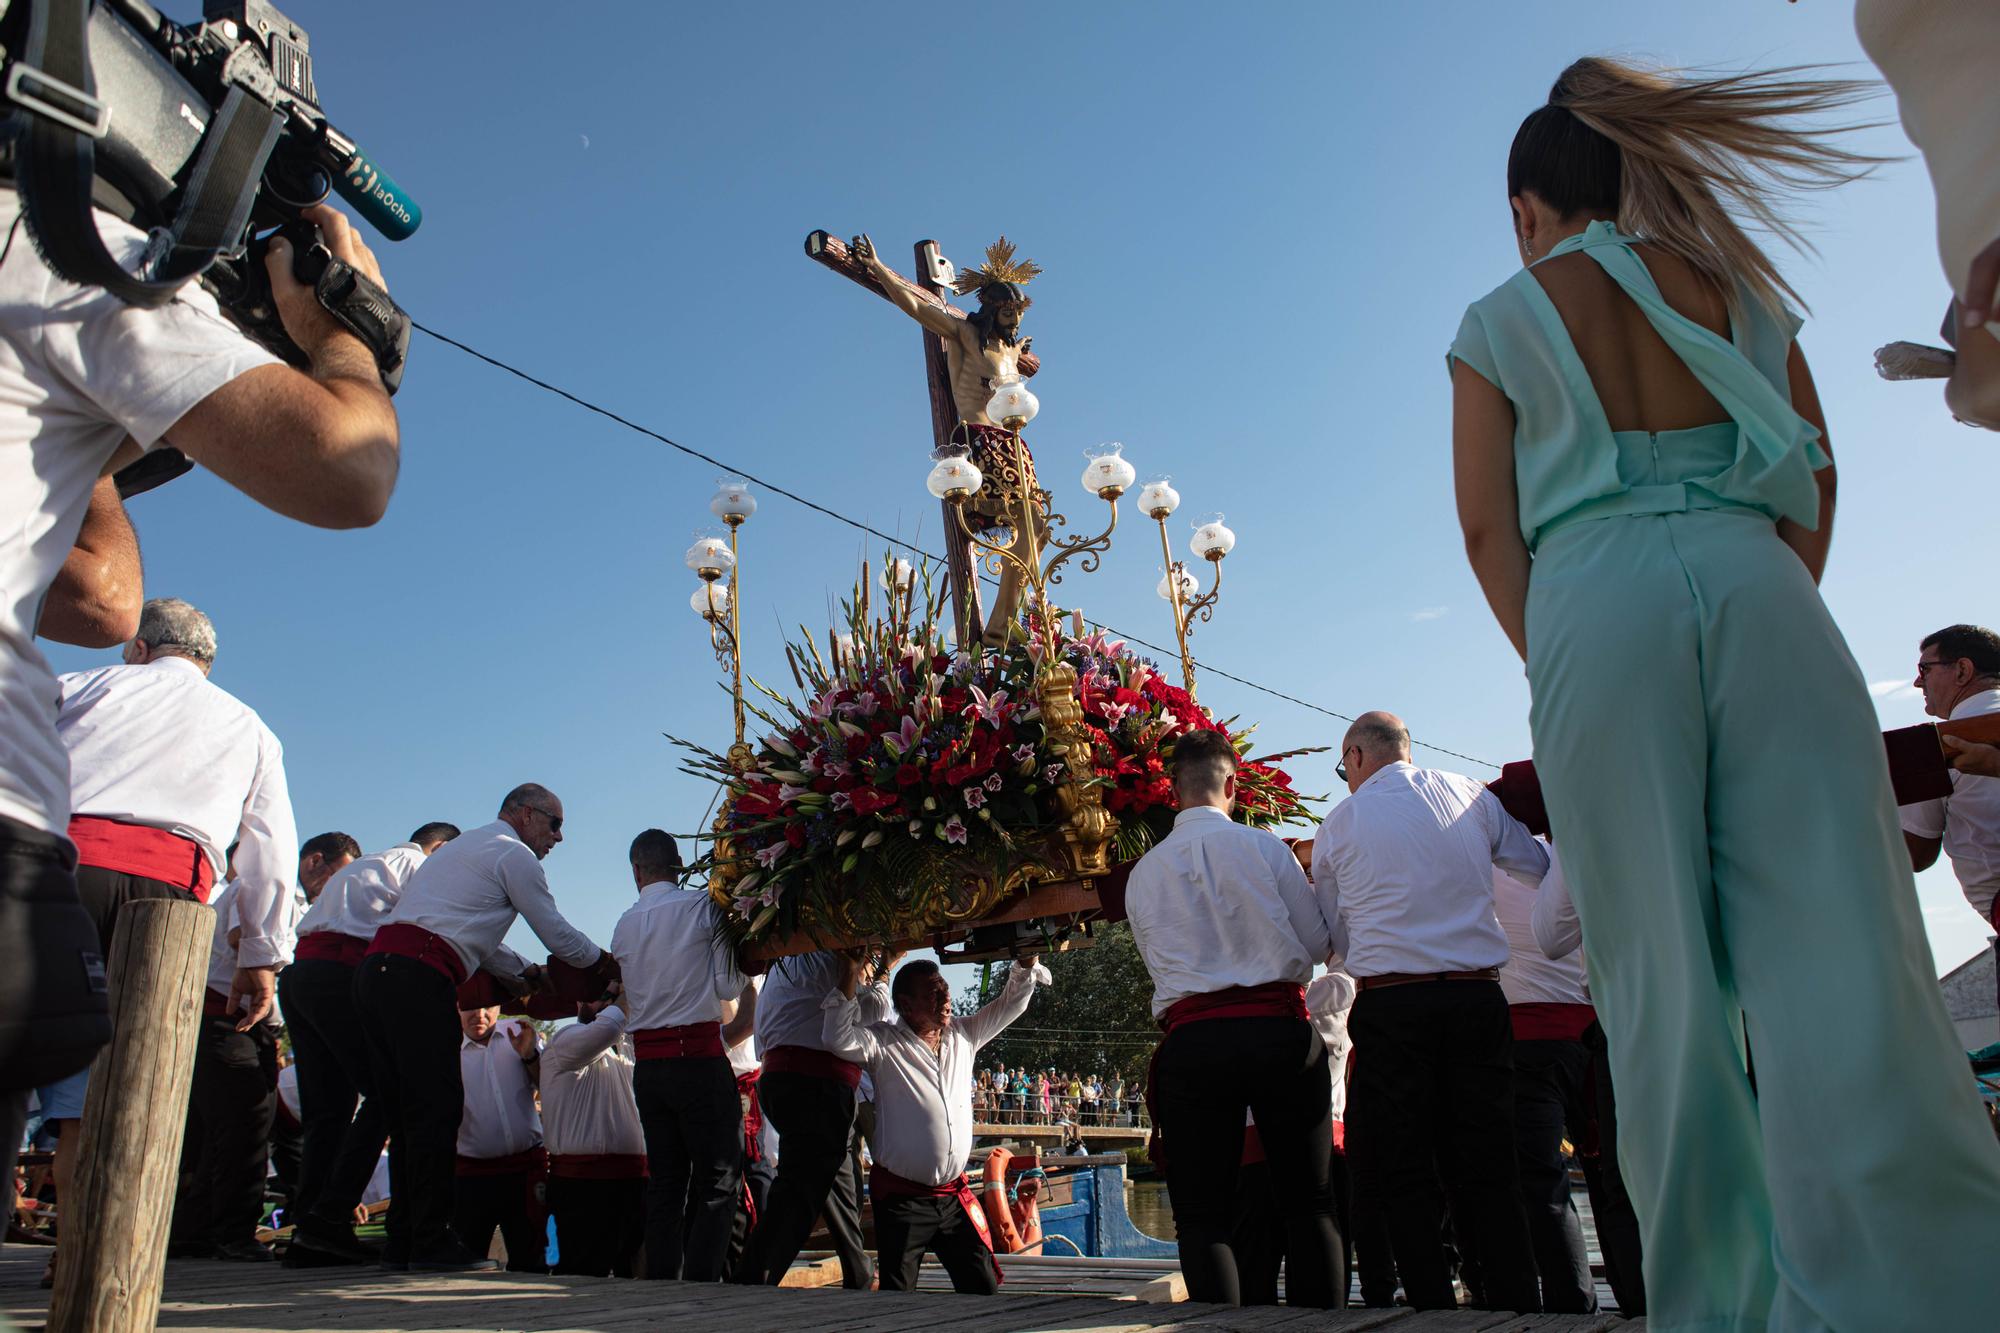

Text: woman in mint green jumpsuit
xmin=1451 ymin=61 xmax=2000 ymax=1332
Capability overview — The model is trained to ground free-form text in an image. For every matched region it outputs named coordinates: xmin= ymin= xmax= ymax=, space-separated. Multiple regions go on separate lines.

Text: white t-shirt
xmin=0 ymin=194 xmax=277 ymax=834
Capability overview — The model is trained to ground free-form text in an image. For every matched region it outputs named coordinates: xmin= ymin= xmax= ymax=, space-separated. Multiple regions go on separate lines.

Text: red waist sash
xmin=68 ymin=815 xmax=213 ymax=901
xmin=365 ymin=922 xmax=469 ymax=987
xmin=761 ymin=1043 xmax=863 ymax=1089
xmin=1159 ymin=981 xmax=1308 ymax=1033
xmin=870 ymin=1164 xmax=1002 ymax=1284
xmin=456 ymin=1145 xmax=547 ymax=1178
xmin=1510 ymin=1001 xmax=1597 ymax=1043
xmin=547 ymin=1151 xmax=648 ymax=1181
xmin=633 ymin=1022 xmax=724 ymax=1060
xmin=737 ymin=1068 xmax=764 ymax=1164
xmin=294 ymin=931 xmax=369 ymax=968
xmin=202 ymin=987 xmax=232 ymax=1019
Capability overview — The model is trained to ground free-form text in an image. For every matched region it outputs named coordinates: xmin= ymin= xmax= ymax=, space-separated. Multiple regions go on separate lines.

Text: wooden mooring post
xmin=47 ymin=897 xmax=213 ymax=1333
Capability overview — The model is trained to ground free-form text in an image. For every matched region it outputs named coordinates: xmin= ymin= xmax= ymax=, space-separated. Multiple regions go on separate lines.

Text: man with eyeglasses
xmin=1901 ymin=624 xmax=2000 ymax=1009
xmin=1312 ymin=711 xmax=1546 ymax=1314
xmin=354 ymin=783 xmax=604 ymax=1273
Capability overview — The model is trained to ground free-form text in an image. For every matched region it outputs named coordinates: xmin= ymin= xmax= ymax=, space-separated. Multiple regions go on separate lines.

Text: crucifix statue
xmin=804 ymin=231 xmax=1044 ymax=647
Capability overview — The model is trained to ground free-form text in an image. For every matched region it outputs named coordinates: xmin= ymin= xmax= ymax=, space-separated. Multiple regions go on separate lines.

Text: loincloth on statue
xmin=945 ymin=422 xmax=1039 ymax=531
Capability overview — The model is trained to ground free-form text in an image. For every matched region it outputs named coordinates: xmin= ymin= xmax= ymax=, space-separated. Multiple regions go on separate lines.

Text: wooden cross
xmin=804 ymin=230 xmax=1040 ymax=645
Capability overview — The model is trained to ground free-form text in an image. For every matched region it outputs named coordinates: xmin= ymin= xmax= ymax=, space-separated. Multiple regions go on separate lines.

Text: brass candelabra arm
xmin=1182 ymin=553 xmax=1224 ymax=629
xmin=1040 ymin=493 xmax=1121 ymax=588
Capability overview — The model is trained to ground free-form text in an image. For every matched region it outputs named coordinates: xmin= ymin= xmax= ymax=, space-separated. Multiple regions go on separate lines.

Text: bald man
xmin=355 ymin=784 xmax=604 ymax=1273
xmin=1312 ymin=712 xmax=1546 ymax=1314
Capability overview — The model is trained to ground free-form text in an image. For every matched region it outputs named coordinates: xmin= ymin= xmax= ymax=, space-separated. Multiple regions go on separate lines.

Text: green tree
xmin=958 ymin=923 xmax=1158 ymax=1085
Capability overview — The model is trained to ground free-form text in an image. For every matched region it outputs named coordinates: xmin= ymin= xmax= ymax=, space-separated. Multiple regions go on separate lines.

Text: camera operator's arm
xmin=164 ymin=206 xmax=400 ymax=529
xmin=39 ymin=474 xmax=142 ymax=647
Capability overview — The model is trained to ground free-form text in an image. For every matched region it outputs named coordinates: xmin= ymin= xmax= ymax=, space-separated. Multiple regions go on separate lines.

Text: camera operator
xmin=0 ymin=192 xmax=402 ymax=1141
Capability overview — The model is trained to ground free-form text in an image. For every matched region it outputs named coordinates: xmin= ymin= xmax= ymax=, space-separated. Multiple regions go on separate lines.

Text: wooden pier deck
xmin=0 ymin=1246 xmax=1643 ymax=1332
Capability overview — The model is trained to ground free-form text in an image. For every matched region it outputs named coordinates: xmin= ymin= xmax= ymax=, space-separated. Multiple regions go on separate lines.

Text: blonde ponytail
xmin=1525 ymin=58 xmax=1888 ymax=315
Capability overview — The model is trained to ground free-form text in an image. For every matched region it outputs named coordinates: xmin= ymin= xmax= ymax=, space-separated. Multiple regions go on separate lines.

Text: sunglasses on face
xmin=525 ymin=805 xmax=563 ymax=832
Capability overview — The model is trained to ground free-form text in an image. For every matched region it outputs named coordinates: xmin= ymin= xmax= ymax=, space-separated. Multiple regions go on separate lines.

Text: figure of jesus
xmin=851 ymin=234 xmax=1046 ymax=646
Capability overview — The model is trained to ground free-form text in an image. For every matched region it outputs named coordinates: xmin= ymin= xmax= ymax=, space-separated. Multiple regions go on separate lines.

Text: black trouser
xmin=1510 ymin=1036 xmax=1596 ymax=1313
xmin=548 ymin=1175 xmax=645 ymax=1277
xmin=1153 ymin=1014 xmax=1345 ymax=1308
xmin=279 ymin=957 xmax=387 ymax=1228
xmin=632 ymin=1055 xmax=741 ymax=1281
xmin=269 ymin=1106 xmax=302 ymax=1215
xmin=171 ymin=1016 xmax=277 ymax=1248
xmin=1230 ymin=1142 xmax=1353 ymax=1306
xmin=1347 ymin=980 xmax=1538 ymax=1313
xmin=727 ymin=1155 xmax=775 ymax=1278
xmin=875 ymin=1191 xmax=997 ymax=1294
xmin=0 ymin=817 xmax=108 ymax=1092
xmin=734 ymin=1070 xmax=873 ymax=1288
xmin=353 ymin=953 xmax=463 ymax=1259
xmin=1581 ymin=1021 xmax=1644 ymax=1316
xmin=452 ymin=1167 xmax=547 ymax=1272
xmin=1346 ymin=1132 xmax=1400 ymax=1306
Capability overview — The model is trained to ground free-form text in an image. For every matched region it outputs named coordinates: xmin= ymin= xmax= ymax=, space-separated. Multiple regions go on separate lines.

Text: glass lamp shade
xmin=986 ymin=378 xmax=1039 ymax=428
xmin=925 ymin=456 xmax=985 ymax=500
xmin=880 ymin=558 xmax=916 ymax=591
xmin=684 ymin=536 xmax=735 ymax=578
xmin=1138 ymin=479 xmax=1180 ymax=519
xmin=710 ymin=480 xmax=757 ymax=522
xmin=691 ymin=584 xmax=729 ymax=620
xmin=1081 ymin=444 xmax=1137 ymax=498
xmin=1190 ymin=516 xmax=1237 ymax=560
xmin=1158 ymin=566 xmax=1198 ymax=602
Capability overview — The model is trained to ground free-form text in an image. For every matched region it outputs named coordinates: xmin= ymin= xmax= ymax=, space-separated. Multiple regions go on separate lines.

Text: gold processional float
xmin=671 ymin=233 xmax=1321 ymax=963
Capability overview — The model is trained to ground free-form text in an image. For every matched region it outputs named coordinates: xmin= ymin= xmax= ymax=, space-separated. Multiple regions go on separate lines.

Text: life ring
xmin=979 ymin=1146 xmax=1045 ymax=1254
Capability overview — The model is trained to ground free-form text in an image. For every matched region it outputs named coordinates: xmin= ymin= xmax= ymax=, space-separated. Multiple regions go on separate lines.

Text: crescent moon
xmin=579 ymin=134 xmax=590 ymax=149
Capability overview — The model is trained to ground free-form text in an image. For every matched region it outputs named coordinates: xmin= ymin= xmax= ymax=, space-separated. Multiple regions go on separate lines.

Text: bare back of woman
xmin=1529 ymin=243 xmax=1729 ymax=432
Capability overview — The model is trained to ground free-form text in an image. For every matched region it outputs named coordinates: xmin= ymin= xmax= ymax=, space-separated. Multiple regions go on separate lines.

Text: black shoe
xmin=212 ymin=1239 xmax=275 ymax=1263
xmin=408 ymin=1242 xmax=498 ymax=1273
xmin=290 ymin=1217 xmax=380 ymax=1265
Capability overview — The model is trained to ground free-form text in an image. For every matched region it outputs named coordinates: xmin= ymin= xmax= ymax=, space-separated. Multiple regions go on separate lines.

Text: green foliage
xmin=958 ymin=923 xmax=1159 ymax=1084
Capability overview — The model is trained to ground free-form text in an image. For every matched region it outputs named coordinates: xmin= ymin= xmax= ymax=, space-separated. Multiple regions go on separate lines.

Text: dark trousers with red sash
xmin=353 ymin=947 xmax=465 ymax=1260
xmin=279 ymin=952 xmax=386 ymax=1229
xmin=1152 ymin=994 xmax=1344 ymax=1308
xmin=454 ymin=1148 xmax=548 ymax=1271
xmin=1347 ymin=979 xmax=1538 ymax=1313
xmin=548 ymin=1157 xmax=647 ymax=1278
xmin=171 ymin=1007 xmax=278 ymax=1250
xmin=871 ymin=1166 xmax=999 ymax=1295
xmin=1505 ymin=1021 xmax=1597 ymax=1313
xmin=734 ymin=1057 xmax=874 ymax=1288
xmin=632 ymin=1040 xmax=741 ymax=1281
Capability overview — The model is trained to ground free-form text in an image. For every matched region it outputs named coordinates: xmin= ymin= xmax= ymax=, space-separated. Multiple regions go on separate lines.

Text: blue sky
xmin=48 ymin=1 xmax=1997 ymax=981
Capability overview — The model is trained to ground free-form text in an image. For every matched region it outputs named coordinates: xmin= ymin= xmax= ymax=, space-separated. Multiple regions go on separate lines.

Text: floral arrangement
xmin=674 ymin=561 xmax=1319 ymax=944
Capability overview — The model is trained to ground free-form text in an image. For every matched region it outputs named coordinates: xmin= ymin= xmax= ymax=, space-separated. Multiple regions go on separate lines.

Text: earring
xmin=1523 ymin=235 xmax=1535 ymax=260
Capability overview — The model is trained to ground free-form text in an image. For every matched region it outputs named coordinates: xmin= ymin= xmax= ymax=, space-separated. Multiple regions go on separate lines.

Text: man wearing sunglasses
xmin=1901 ymin=624 xmax=2000 ymax=1010
xmin=354 ymin=783 xmax=604 ymax=1273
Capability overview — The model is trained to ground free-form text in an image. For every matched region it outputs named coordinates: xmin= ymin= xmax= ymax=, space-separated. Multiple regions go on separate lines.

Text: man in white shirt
xmin=1903 ymin=623 xmax=2000 ymax=1009
xmin=732 ymin=949 xmax=896 ymax=1290
xmin=354 ymin=784 xmax=603 ymax=1274
xmin=171 ymin=830 xmax=352 ymax=1262
xmin=451 ymin=1004 xmax=546 ymax=1272
xmin=1124 ymin=728 xmax=1344 ymax=1309
xmin=1312 ymin=712 xmax=1545 ymax=1315
xmin=822 ymin=951 xmax=1049 ymax=1295
xmin=0 ymin=195 xmax=400 ymax=1112
xmin=1494 ymin=858 xmax=1598 ymax=1314
xmin=282 ymin=823 xmax=460 ymax=1267
xmin=58 ymin=599 xmax=300 ymax=1023
xmin=609 ymin=829 xmax=754 ymax=1283
xmin=542 ymin=993 xmax=647 ymax=1278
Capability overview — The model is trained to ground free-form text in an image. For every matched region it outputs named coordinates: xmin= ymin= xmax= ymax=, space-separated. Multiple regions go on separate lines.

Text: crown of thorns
xmin=953 ymin=236 xmax=1041 ymax=305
